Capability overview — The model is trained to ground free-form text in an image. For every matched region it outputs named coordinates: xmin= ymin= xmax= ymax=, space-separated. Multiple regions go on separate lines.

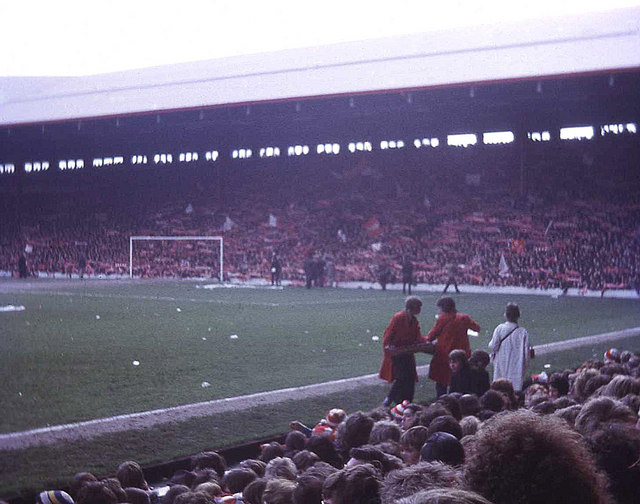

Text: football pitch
xmin=1 ymin=278 xmax=639 ymax=434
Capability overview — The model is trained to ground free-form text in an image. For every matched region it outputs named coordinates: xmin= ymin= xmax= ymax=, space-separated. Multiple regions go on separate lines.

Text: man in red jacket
xmin=426 ymin=297 xmax=480 ymax=397
xmin=379 ymin=296 xmax=430 ymax=406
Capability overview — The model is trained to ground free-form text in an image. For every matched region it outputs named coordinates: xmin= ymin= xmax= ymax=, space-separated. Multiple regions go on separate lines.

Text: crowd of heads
xmin=17 ymin=347 xmax=639 ymax=504
xmin=2 ymin=144 xmax=639 ymax=292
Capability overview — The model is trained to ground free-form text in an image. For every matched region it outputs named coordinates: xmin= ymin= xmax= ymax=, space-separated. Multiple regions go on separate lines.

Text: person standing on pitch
xmin=426 ymin=297 xmax=480 ymax=397
xmin=402 ymin=256 xmax=414 ymax=295
xmin=488 ymin=302 xmax=530 ymax=392
xmin=379 ymin=296 xmax=431 ymax=406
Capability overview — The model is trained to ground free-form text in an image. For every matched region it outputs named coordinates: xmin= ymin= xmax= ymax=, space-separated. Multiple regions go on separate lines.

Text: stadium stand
xmin=2 ymin=134 xmax=638 ymax=291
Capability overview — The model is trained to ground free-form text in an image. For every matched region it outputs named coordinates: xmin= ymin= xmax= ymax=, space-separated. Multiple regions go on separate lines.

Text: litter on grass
xmin=0 ymin=305 xmax=25 ymax=312
xmin=371 ymin=336 xmax=380 ymax=341
xmin=468 ymin=330 xmax=479 ymax=337
xmin=132 ymin=360 xmax=140 ymax=366
xmin=176 ymin=308 xmax=182 ymax=312
xmin=544 ymin=364 xmax=551 ymax=369
xmin=202 ymin=337 xmax=207 ymax=341
xmin=95 ymin=315 xmax=100 ymax=320
xmin=201 ymin=381 xmax=211 ymax=388
xmin=229 ymin=334 xmax=238 ymax=339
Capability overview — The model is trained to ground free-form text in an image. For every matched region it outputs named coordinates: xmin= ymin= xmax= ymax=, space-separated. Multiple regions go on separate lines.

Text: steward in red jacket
xmin=426 ymin=297 xmax=480 ymax=397
xmin=379 ymin=296 xmax=429 ymax=406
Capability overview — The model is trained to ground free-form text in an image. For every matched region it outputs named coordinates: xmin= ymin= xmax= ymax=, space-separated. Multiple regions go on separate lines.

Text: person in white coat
xmin=489 ymin=302 xmax=529 ymax=391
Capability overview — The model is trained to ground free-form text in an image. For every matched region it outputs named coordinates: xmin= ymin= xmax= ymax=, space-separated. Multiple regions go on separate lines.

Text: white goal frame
xmin=129 ymin=236 xmax=224 ymax=281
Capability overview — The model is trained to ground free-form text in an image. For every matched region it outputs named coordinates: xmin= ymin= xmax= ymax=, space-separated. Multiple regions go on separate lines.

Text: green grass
xmin=1 ymin=280 xmax=639 ymax=433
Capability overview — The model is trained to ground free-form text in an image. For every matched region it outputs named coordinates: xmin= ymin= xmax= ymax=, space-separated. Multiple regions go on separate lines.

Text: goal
xmin=129 ymin=236 xmax=224 ymax=281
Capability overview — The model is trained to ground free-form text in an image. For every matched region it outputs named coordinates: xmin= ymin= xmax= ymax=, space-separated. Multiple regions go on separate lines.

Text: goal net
xmin=129 ymin=236 xmax=223 ymax=281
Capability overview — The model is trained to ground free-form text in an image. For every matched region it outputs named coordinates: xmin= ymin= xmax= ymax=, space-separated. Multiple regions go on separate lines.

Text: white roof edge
xmin=1 ymin=6 xmax=639 ymax=126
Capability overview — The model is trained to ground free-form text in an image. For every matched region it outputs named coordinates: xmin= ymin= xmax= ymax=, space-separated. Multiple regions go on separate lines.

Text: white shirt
xmin=488 ymin=321 xmax=529 ymax=391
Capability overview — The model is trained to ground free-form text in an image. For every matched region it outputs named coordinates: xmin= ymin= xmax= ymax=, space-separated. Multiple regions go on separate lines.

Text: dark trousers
xmin=387 ymin=354 xmax=416 ymax=404
xmin=435 ymin=382 xmax=448 ymax=397
xmin=443 ymin=277 xmax=460 ymax=293
xmin=403 ymin=278 xmax=412 ymax=295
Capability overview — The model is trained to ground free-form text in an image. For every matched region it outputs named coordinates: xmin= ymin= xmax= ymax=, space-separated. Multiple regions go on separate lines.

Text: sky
xmin=2 ymin=0 xmax=640 ymax=77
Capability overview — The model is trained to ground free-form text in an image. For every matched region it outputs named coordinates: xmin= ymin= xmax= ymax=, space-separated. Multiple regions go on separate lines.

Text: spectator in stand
xmin=488 ymin=302 xmax=530 ymax=392
xmin=379 ymin=296 xmax=430 ymax=406
xmin=426 ymin=297 xmax=479 ymax=397
xmin=270 ymin=254 xmax=282 ymax=286
xmin=380 ymin=462 xmax=460 ymax=503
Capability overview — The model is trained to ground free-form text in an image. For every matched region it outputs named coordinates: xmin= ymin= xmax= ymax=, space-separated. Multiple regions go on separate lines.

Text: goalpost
xmin=129 ymin=236 xmax=224 ymax=281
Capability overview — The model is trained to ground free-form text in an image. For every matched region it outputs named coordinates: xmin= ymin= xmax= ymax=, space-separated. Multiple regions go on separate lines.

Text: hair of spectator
xmin=490 ymin=378 xmax=518 ymax=409
xmin=76 ymin=482 xmax=119 ymax=504
xmin=369 ymin=420 xmax=402 ymax=444
xmin=464 ymin=409 xmax=610 ymax=504
xmin=398 ymin=488 xmax=496 ymax=504
xmin=293 ymin=474 xmax=324 ymax=504
xmin=222 ymin=467 xmax=258 ymax=493
xmin=418 ymin=403 xmax=453 ymax=428
xmin=420 ymin=432 xmax=465 ymax=467
xmin=242 ymin=478 xmax=268 ymax=504
xmin=190 ymin=451 xmax=227 ymax=477
xmin=459 ymin=394 xmax=481 ymax=417
xmin=161 ymin=485 xmax=190 ymax=504
xmin=574 ymin=396 xmax=638 ymax=436
xmin=459 ymin=415 xmax=480 ymax=436
xmin=480 ymin=389 xmax=507 ymax=412
xmin=505 ymin=302 xmax=520 ymax=322
xmin=101 ymin=478 xmax=127 ymax=502
xmin=400 ymin=426 xmax=430 ymax=451
xmin=262 ymin=478 xmax=297 ymax=504
xmin=339 ymin=464 xmax=382 ymax=504
xmin=436 ymin=297 xmax=456 ymax=313
xmin=116 ymin=461 xmax=149 ymax=491
xmin=284 ymin=430 xmax=307 ymax=454
xmin=306 ymin=435 xmax=343 ymax=468
xmin=292 ymin=450 xmax=320 ymax=472
xmin=239 ymin=459 xmax=267 ymax=477
xmin=69 ymin=472 xmax=98 ymax=499
xmin=586 ymin=423 xmax=640 ymax=504
xmin=426 ymin=415 xmax=463 ymax=440
xmin=124 ymin=487 xmax=151 ymax=504
xmin=404 ymin=296 xmax=422 ymax=312
xmin=192 ymin=482 xmax=222 ymax=498
xmin=380 ymin=461 xmax=460 ymax=503
xmin=192 ymin=468 xmax=221 ymax=488
xmin=469 ymin=350 xmax=491 ymax=369
xmin=335 ymin=411 xmax=375 ymax=455
xmin=264 ymin=457 xmax=298 ymax=481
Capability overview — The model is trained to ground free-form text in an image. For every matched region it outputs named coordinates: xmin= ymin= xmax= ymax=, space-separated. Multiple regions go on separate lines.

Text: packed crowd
xmin=2 ymin=143 xmax=639 ymax=291
xmin=13 ymin=346 xmax=639 ymax=504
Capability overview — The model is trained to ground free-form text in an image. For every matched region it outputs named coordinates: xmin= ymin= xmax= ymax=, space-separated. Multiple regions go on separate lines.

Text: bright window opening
xmin=205 ymin=151 xmax=219 ymax=161
xmin=380 ymin=139 xmax=405 ymax=150
xmin=0 ymin=163 xmax=16 ymax=175
xmin=600 ymin=123 xmax=638 ymax=135
xmin=232 ymin=148 xmax=252 ymax=159
xmin=447 ymin=134 xmax=477 ymax=147
xmin=58 ymin=159 xmax=84 ymax=171
xmin=24 ymin=161 xmax=49 ymax=173
xmin=348 ymin=141 xmax=372 ymax=153
xmin=483 ymin=131 xmax=514 ymax=145
xmin=528 ymin=131 xmax=551 ymax=142
xmin=560 ymin=126 xmax=594 ymax=141
xmin=131 ymin=155 xmax=148 ymax=165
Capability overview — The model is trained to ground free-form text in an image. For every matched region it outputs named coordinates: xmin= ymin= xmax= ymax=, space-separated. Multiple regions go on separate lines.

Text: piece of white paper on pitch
xmin=0 ymin=305 xmax=26 ymax=312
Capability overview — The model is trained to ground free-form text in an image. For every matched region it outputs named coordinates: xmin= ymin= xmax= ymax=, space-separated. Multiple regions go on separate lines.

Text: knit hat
xmin=391 ymin=400 xmax=411 ymax=420
xmin=37 ymin=491 xmax=74 ymax=504
xmin=604 ymin=348 xmax=620 ymax=362
xmin=325 ymin=408 xmax=346 ymax=428
xmin=420 ymin=432 xmax=464 ymax=466
xmin=312 ymin=421 xmax=335 ymax=439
